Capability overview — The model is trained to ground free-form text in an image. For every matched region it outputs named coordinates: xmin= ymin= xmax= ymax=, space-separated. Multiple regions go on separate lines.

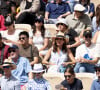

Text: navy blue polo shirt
xmin=91 ymin=79 xmax=100 ymax=90
xmin=46 ymin=2 xmax=71 ymax=19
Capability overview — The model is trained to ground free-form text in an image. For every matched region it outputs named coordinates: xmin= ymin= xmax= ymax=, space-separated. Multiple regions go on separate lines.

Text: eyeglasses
xmin=19 ymin=37 xmax=25 ymax=40
xmin=8 ymin=49 xmax=16 ymax=53
xmin=85 ymin=35 xmax=92 ymax=38
xmin=56 ymin=38 xmax=64 ymax=40
xmin=95 ymin=69 xmax=100 ymax=72
xmin=64 ymin=75 xmax=72 ymax=78
xmin=3 ymin=66 xmax=11 ymax=69
xmin=57 ymin=23 xmax=64 ymax=26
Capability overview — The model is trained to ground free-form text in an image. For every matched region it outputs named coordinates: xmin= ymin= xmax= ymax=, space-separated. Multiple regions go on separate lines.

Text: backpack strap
xmin=30 ymin=45 xmax=33 ymax=61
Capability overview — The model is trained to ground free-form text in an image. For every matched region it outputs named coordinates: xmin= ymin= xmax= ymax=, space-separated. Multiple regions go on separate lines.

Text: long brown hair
xmin=53 ymin=38 xmax=67 ymax=53
xmin=33 ymin=23 xmax=45 ymax=38
xmin=96 ymin=4 xmax=100 ymax=27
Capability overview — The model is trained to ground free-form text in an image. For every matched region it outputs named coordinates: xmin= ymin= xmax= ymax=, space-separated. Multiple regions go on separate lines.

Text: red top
xmin=0 ymin=15 xmax=6 ymax=31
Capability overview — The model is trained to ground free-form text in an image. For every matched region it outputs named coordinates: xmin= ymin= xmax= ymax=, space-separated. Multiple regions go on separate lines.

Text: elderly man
xmin=65 ymin=4 xmax=92 ymax=37
xmin=0 ymin=58 xmax=20 ymax=90
xmin=45 ymin=0 xmax=71 ymax=24
xmin=91 ymin=64 xmax=100 ymax=90
xmin=8 ymin=45 xmax=32 ymax=88
xmin=74 ymin=30 xmax=99 ymax=73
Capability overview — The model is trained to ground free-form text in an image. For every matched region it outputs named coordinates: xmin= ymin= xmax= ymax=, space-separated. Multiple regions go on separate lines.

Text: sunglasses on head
xmin=3 ymin=66 xmax=11 ymax=69
xmin=8 ymin=49 xmax=16 ymax=53
xmin=19 ymin=37 xmax=25 ymax=40
xmin=64 ymin=75 xmax=72 ymax=78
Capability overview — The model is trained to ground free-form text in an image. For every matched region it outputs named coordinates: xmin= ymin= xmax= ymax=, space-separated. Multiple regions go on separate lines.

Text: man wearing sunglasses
xmin=18 ymin=31 xmax=39 ymax=66
xmin=0 ymin=58 xmax=20 ymax=90
xmin=91 ymin=64 xmax=100 ymax=90
xmin=74 ymin=30 xmax=99 ymax=73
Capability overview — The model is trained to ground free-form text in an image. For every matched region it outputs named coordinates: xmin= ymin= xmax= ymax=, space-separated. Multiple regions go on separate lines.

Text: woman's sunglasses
xmin=3 ymin=66 xmax=11 ymax=69
xmin=64 ymin=75 xmax=72 ymax=78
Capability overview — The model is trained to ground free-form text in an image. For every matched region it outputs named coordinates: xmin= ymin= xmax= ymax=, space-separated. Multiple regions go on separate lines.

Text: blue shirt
xmin=84 ymin=3 xmax=95 ymax=15
xmin=12 ymin=56 xmax=32 ymax=85
xmin=26 ymin=77 xmax=51 ymax=90
xmin=91 ymin=79 xmax=100 ymax=90
xmin=46 ymin=2 xmax=71 ymax=19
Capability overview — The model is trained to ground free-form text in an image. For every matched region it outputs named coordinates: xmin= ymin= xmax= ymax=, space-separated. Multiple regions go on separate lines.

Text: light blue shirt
xmin=12 ymin=56 xmax=32 ymax=85
xmin=0 ymin=75 xmax=20 ymax=90
xmin=26 ymin=77 xmax=51 ymax=90
xmin=91 ymin=79 xmax=100 ymax=90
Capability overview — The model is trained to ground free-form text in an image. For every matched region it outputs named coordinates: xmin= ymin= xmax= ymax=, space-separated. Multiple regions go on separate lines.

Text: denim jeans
xmin=74 ymin=63 xmax=95 ymax=73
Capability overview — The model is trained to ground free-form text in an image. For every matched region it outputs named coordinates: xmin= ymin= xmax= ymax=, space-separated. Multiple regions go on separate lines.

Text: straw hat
xmin=74 ymin=4 xmax=85 ymax=12
xmin=56 ymin=31 xmax=65 ymax=38
xmin=1 ymin=57 xmax=16 ymax=70
xmin=32 ymin=63 xmax=45 ymax=73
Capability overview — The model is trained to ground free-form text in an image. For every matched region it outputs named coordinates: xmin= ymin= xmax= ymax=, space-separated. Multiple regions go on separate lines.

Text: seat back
xmin=15 ymin=24 xmax=32 ymax=32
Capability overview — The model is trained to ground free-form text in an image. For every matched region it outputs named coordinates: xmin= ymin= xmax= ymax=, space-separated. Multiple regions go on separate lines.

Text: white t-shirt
xmin=75 ymin=43 xmax=99 ymax=60
xmin=0 ymin=29 xmax=23 ymax=46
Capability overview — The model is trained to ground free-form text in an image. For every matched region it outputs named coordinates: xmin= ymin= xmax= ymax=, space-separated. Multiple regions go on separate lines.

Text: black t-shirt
xmin=61 ymin=78 xmax=83 ymax=90
xmin=25 ymin=0 xmax=32 ymax=9
xmin=65 ymin=29 xmax=78 ymax=45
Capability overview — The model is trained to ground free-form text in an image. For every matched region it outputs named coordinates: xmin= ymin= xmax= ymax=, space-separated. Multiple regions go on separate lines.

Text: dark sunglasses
xmin=19 ymin=37 xmax=25 ymax=40
xmin=64 ymin=75 xmax=72 ymax=78
xmin=56 ymin=38 xmax=64 ymax=40
xmin=8 ymin=49 xmax=16 ymax=53
xmin=85 ymin=35 xmax=92 ymax=38
xmin=58 ymin=23 xmax=64 ymax=26
xmin=3 ymin=66 xmax=11 ymax=69
xmin=95 ymin=69 xmax=100 ymax=72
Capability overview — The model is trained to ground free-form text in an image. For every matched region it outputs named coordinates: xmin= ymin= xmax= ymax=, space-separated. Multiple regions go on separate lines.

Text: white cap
xmin=74 ymin=4 xmax=85 ymax=12
xmin=56 ymin=18 xmax=68 ymax=27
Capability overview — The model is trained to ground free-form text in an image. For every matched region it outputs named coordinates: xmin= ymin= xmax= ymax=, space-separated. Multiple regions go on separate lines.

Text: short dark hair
xmin=19 ymin=31 xmax=29 ymax=38
xmin=64 ymin=65 xmax=75 ymax=75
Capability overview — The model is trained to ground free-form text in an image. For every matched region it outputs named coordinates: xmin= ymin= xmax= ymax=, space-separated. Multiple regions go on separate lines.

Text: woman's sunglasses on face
xmin=64 ymin=75 xmax=72 ymax=78
xmin=56 ymin=38 xmax=64 ymax=40
xmin=95 ymin=69 xmax=100 ymax=72
xmin=3 ymin=66 xmax=11 ymax=69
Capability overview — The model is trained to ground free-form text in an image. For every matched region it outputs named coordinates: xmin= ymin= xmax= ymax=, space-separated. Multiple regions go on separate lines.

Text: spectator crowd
xmin=0 ymin=0 xmax=100 ymax=90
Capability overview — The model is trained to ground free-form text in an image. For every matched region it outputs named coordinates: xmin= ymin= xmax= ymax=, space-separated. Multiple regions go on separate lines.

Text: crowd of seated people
xmin=0 ymin=0 xmax=100 ymax=90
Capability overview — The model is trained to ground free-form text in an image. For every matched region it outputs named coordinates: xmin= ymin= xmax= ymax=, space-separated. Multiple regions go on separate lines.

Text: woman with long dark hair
xmin=30 ymin=17 xmax=50 ymax=57
xmin=60 ymin=66 xmax=83 ymax=90
xmin=42 ymin=32 xmax=75 ymax=73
